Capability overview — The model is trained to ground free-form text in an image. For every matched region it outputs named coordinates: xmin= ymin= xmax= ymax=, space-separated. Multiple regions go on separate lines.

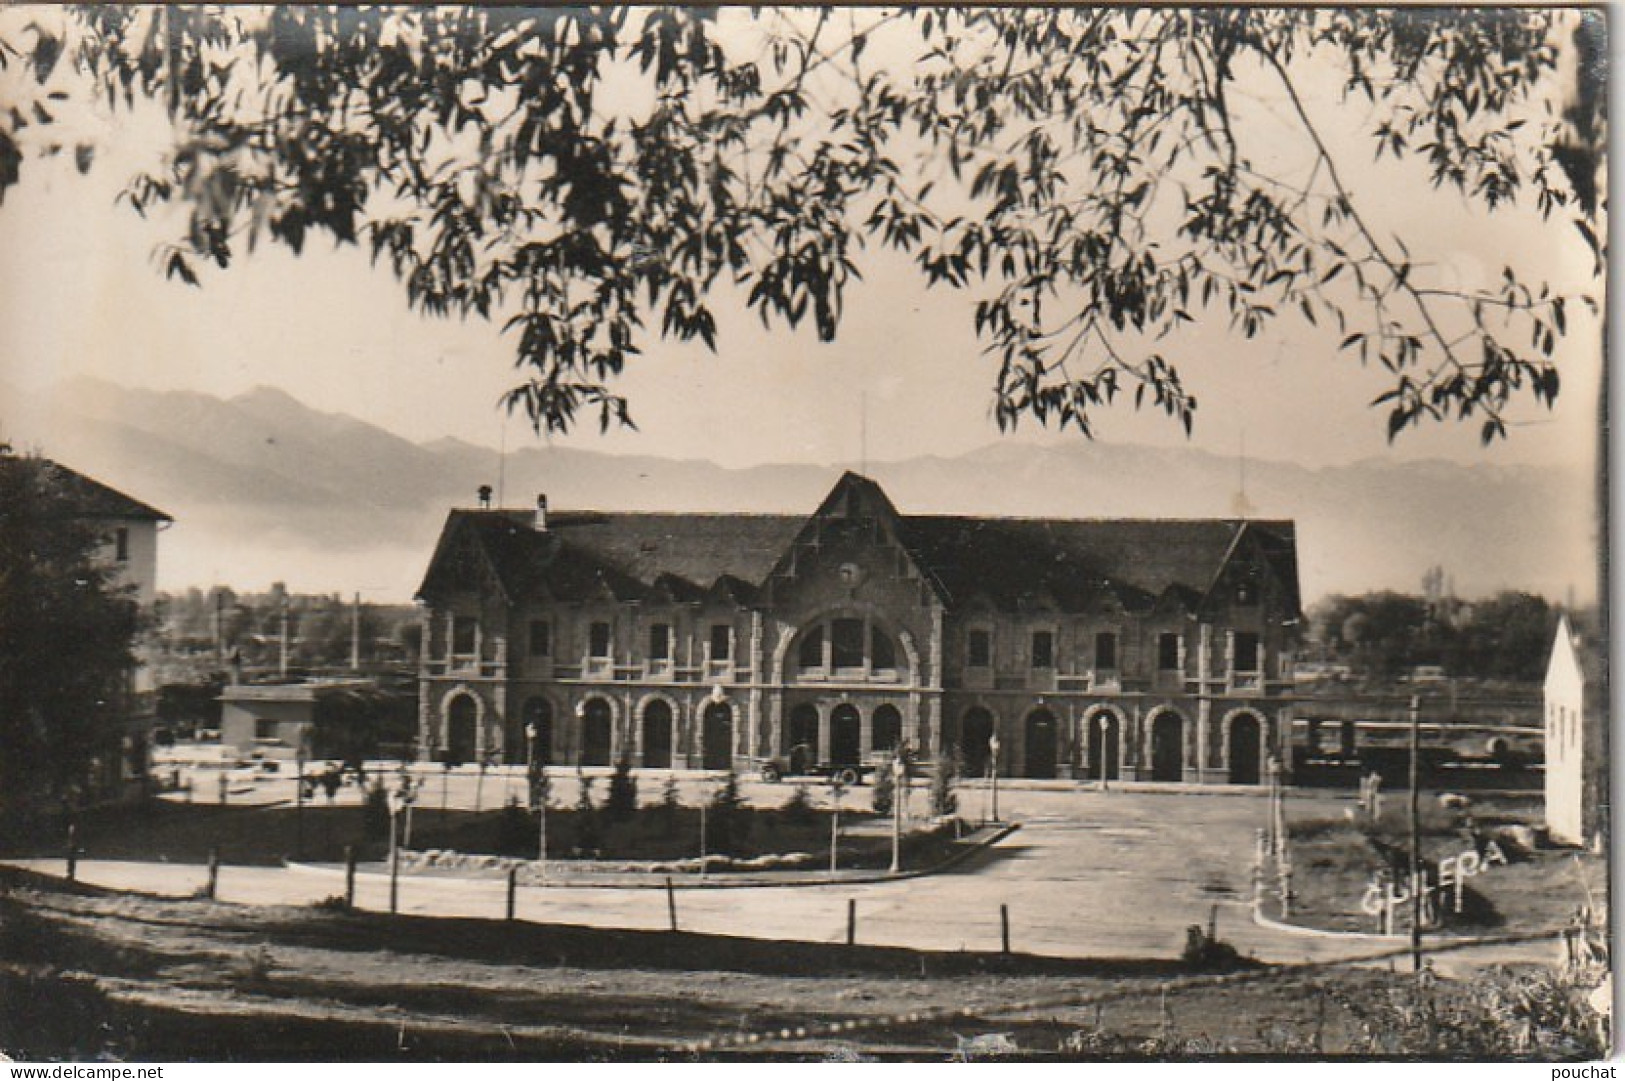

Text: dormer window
xmin=967 ymin=628 xmax=992 ymax=668
xmin=649 ymin=623 xmax=671 ymax=662
xmin=528 ymin=620 xmax=551 ymax=657
xmin=589 ymin=621 xmax=612 ymax=659
xmin=114 ymin=527 xmax=129 ymax=563
xmin=1234 ymin=632 xmax=1261 ymax=673
xmin=1031 ymin=631 xmax=1054 ymax=670
xmin=1094 ymin=632 xmax=1118 ymax=671
xmin=709 ymin=623 xmax=732 ymax=662
xmin=452 ymin=616 xmax=477 ymax=656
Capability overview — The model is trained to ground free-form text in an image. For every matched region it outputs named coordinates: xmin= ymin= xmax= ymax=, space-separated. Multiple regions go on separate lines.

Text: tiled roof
xmin=417 ymin=474 xmax=1299 ymax=616
xmin=1 ymin=456 xmax=171 ymax=521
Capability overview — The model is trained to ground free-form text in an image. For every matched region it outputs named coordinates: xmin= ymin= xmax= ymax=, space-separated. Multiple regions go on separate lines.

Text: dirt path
xmin=2 ymin=868 xmax=1382 ymax=1061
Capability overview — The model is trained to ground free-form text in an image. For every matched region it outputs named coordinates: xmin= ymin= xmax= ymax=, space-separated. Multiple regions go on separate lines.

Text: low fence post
xmin=1001 ymin=903 xmax=1011 ymax=954
xmin=344 ymin=845 xmax=357 ymax=908
xmin=506 ymin=866 xmax=518 ymax=921
xmin=66 ymin=823 xmax=78 ymax=883
xmin=666 ymin=877 xmax=679 ymax=932
xmin=205 ymin=846 xmax=220 ymax=900
xmin=847 ymin=898 xmax=856 ymax=946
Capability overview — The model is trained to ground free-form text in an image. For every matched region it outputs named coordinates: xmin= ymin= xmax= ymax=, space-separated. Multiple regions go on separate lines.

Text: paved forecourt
xmin=11 ymin=786 xmax=1557 ymax=975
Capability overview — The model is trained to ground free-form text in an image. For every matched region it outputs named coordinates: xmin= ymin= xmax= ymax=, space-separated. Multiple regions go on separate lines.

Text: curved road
xmin=10 ymin=786 xmax=1559 ymax=975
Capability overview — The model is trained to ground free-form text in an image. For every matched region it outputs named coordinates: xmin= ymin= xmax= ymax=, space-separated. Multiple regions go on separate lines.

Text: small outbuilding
xmin=1542 ymin=614 xmax=1608 ymax=849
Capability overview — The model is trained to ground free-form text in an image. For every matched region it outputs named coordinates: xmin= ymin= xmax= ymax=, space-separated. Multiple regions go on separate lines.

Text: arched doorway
xmin=447 ymin=696 xmax=478 ymax=764
xmin=787 ymin=704 xmax=819 ymax=774
xmin=830 ymin=704 xmax=862 ymax=767
xmin=521 ymin=697 xmax=552 ymax=766
xmin=702 ymin=702 xmax=733 ymax=771
xmin=581 ymin=698 xmax=613 ymax=766
xmin=872 ymin=704 xmax=902 ymax=755
xmin=1086 ymin=710 xmax=1120 ymax=781
xmin=961 ymin=707 xmax=995 ymax=777
xmin=1024 ymin=709 xmax=1058 ymax=779
xmin=1228 ymin=713 xmax=1263 ymax=785
xmin=1150 ymin=711 xmax=1184 ymax=782
xmin=642 ymin=699 xmax=674 ymax=769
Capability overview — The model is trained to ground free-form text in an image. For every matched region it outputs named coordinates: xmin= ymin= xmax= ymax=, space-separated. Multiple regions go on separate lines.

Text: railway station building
xmin=415 ymin=472 xmax=1302 ymax=784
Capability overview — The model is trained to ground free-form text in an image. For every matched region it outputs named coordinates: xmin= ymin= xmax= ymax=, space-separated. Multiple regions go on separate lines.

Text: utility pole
xmin=1408 ymin=694 xmax=1423 ymax=973
xmin=278 ymin=599 xmax=290 ymax=678
xmin=350 ymin=591 xmax=361 ymax=671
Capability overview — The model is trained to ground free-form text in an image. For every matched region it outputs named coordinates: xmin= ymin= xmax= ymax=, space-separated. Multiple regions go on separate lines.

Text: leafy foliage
xmin=605 ymin=755 xmax=638 ymax=822
xmin=707 ymin=770 xmax=748 ymax=856
xmin=0 ymin=455 xmax=140 ymax=842
xmin=1309 ymin=588 xmax=1558 ymax=681
xmin=929 ymin=749 xmax=959 ymax=818
xmin=871 ymin=753 xmax=895 ymax=816
xmin=0 ymin=7 xmax=1602 ymax=442
xmin=572 ymin=768 xmax=599 ymax=854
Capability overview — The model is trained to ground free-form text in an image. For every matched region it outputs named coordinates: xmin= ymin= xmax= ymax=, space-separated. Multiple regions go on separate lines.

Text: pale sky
xmin=0 ymin=7 xmax=1603 ymax=477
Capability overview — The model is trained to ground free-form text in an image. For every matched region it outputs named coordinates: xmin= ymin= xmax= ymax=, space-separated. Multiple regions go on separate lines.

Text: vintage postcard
xmin=0 ymin=3 xmax=1609 ymax=1066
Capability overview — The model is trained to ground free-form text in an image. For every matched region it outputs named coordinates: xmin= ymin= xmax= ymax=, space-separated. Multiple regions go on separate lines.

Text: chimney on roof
xmin=534 ymin=494 xmax=549 ymax=531
xmin=477 ymin=484 xmax=493 ymax=509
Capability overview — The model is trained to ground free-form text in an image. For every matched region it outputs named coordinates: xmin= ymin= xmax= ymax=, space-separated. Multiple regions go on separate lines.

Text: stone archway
xmin=1149 ymin=710 xmax=1185 ymax=782
xmin=830 ymin=703 xmax=862 ymax=768
xmin=580 ymin=697 xmax=614 ymax=766
xmin=960 ymin=707 xmax=995 ymax=777
xmin=520 ymin=696 xmax=553 ymax=766
xmin=1024 ymin=708 xmax=1058 ymax=779
xmin=872 ymin=704 xmax=903 ymax=754
xmin=1227 ymin=711 xmax=1264 ymax=785
xmin=1085 ymin=707 xmax=1122 ymax=781
xmin=641 ymin=698 xmax=675 ymax=769
xmin=446 ymin=695 xmax=478 ymax=764
xmin=702 ymin=701 xmax=733 ymax=771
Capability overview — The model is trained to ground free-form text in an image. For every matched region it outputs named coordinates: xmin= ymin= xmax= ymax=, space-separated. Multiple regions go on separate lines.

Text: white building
xmin=1543 ymin=614 xmax=1608 ymax=848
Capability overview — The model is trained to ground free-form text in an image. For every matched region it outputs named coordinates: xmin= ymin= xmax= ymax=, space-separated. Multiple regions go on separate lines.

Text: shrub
xmin=496 ymin=796 xmax=532 ymax=856
xmin=929 ymin=750 xmax=959 ymax=818
xmin=871 ymin=754 xmax=895 ymax=816
xmin=573 ymin=769 xmax=600 ymax=855
xmin=659 ymin=772 xmax=682 ymax=836
xmin=362 ymin=778 xmax=390 ymax=841
xmin=781 ymin=783 xmax=816 ymax=827
xmin=606 ymin=756 xmax=638 ymax=822
xmin=708 ymin=771 xmax=747 ymax=855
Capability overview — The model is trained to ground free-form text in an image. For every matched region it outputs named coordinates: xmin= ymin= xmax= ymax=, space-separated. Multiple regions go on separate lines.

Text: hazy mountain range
xmin=7 ymin=376 xmax=1599 ymax=605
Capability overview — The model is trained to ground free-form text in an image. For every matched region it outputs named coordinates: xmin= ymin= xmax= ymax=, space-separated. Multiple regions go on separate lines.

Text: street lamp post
xmin=889 ymin=755 xmax=905 ymax=873
xmin=1408 ymin=694 xmax=1423 ymax=972
xmin=988 ymin=734 xmax=1002 ymax=824
xmin=387 ymin=788 xmax=403 ymax=914
xmin=526 ymin=723 xmax=547 ymax=884
xmin=294 ymin=743 xmax=307 ymax=859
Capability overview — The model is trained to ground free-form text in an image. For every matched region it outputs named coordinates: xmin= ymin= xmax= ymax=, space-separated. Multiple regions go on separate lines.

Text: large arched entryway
xmin=961 ymin=707 xmax=995 ymax=777
xmin=1024 ymin=708 xmax=1058 ymax=779
xmin=1086 ymin=710 xmax=1120 ymax=781
xmin=1150 ymin=711 xmax=1184 ymax=782
xmin=581 ymin=698 xmax=613 ymax=766
xmin=872 ymin=704 xmax=903 ymax=755
xmin=641 ymin=699 xmax=674 ymax=769
xmin=702 ymin=702 xmax=733 ymax=770
xmin=1228 ymin=713 xmax=1263 ymax=785
xmin=830 ymin=704 xmax=862 ymax=768
xmin=521 ymin=697 xmax=553 ymax=766
xmin=447 ymin=696 xmax=478 ymax=764
xmin=786 ymin=703 xmax=819 ymax=774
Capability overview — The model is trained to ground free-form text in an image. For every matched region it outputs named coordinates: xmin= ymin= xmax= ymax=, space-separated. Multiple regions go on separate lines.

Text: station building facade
xmin=415 ymin=473 xmax=1302 ymax=783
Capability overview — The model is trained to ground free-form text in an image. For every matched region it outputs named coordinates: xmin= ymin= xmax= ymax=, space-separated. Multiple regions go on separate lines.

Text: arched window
xmin=872 ymin=704 xmax=902 ymax=753
xmin=792 ymin=614 xmax=907 ymax=681
xmin=871 ymin=625 xmax=896 ymax=670
xmin=797 ymin=625 xmax=824 ymax=669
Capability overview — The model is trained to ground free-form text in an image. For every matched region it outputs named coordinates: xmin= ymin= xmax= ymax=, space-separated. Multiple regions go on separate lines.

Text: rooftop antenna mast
xmin=496 ymin=414 xmax=508 ymax=508
xmin=1230 ymin=429 xmax=1254 ymax=519
xmin=859 ymin=391 xmax=868 ymax=477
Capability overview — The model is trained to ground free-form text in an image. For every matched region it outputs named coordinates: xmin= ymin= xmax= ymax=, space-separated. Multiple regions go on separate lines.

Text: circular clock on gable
xmin=838 ymin=562 xmax=865 ymax=587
